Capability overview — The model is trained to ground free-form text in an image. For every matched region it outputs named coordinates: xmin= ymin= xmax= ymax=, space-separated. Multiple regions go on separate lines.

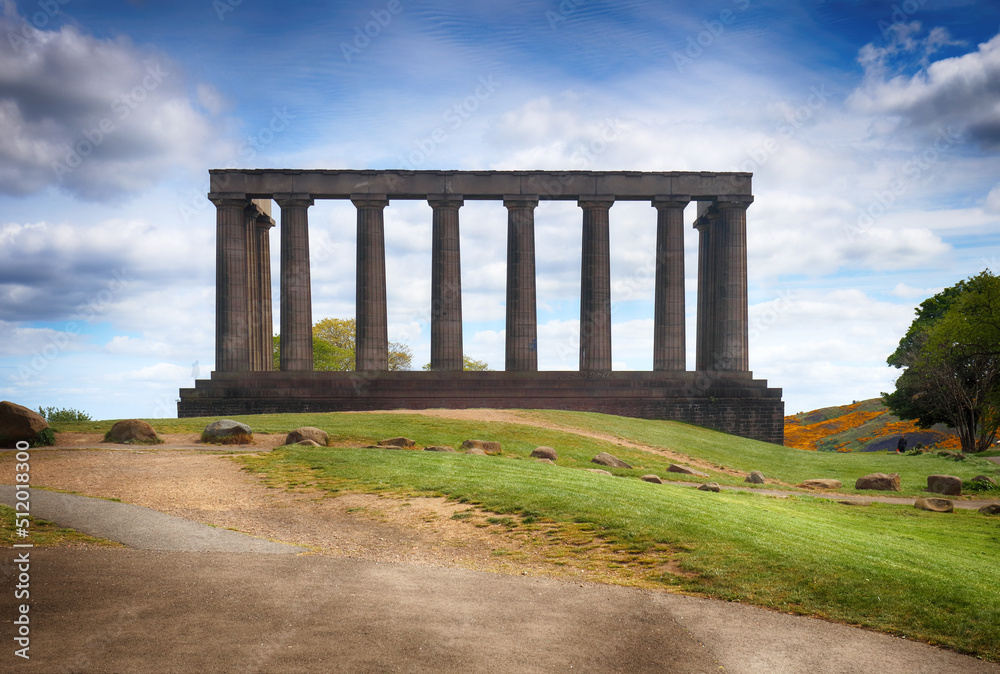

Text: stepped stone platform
xmin=177 ymin=370 xmax=784 ymax=444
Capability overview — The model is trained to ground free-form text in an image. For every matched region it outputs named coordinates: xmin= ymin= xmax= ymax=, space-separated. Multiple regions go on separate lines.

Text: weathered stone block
xmin=927 ymin=474 xmax=962 ymax=496
xmin=285 ymin=426 xmax=328 ymax=446
xmin=915 ymin=497 xmax=953 ymax=513
xmin=668 ymin=464 xmax=709 ymax=478
xmin=855 ymin=473 xmax=901 ymax=491
xmin=0 ymin=401 xmax=49 ymax=448
xmin=592 ymin=452 xmax=632 ymax=469
xmin=530 ymin=446 xmax=558 ymax=461
xmin=799 ymin=479 xmax=842 ymax=490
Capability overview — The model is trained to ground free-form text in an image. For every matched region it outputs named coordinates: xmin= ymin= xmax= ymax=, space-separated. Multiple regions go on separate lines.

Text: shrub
xmin=31 ymin=428 xmax=56 ymax=447
xmin=38 ymin=406 xmax=92 ymax=423
xmin=964 ymin=478 xmax=999 ymax=494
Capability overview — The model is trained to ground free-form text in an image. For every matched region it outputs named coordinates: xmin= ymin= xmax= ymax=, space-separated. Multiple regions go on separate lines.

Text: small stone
xmin=667 ymin=464 xmax=709 ymax=478
xmin=698 ymin=483 xmax=721 ymax=493
xmin=915 ymin=497 xmax=954 ymax=513
xmin=927 ymin=474 xmax=962 ymax=496
xmin=855 ymin=472 xmax=901 ymax=491
xmin=465 ymin=448 xmax=488 ymax=456
xmin=587 ymin=469 xmax=613 ymax=477
xmin=640 ymin=474 xmax=664 ymax=484
xmin=535 ymin=458 xmax=555 ymax=465
xmin=424 ymin=445 xmax=456 ymax=452
xmin=462 ymin=439 xmax=501 ymax=454
xmin=105 ymin=419 xmax=161 ymax=444
xmin=799 ymin=479 xmax=842 ymax=489
xmin=285 ymin=427 xmax=328 ymax=446
xmin=530 ymin=446 xmax=558 ymax=461
xmin=202 ymin=419 xmax=253 ymax=443
xmin=591 ymin=452 xmax=632 ymax=469
xmin=379 ymin=437 xmax=415 ymax=448
xmin=0 ymin=401 xmax=50 ymax=448
xmin=744 ymin=471 xmax=765 ymax=484
xmin=978 ymin=504 xmax=1000 ymax=515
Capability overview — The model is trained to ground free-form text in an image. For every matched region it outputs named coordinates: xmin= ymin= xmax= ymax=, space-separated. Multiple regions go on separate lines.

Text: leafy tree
xmin=272 ymin=317 xmax=412 ymax=371
xmin=421 ymin=355 xmax=493 ymax=371
xmin=883 ymin=271 xmax=1000 ymax=452
xmin=38 ymin=406 xmax=92 ymax=423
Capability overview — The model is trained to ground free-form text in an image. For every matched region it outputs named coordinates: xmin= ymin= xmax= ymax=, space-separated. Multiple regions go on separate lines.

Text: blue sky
xmin=2 ymin=0 xmax=1000 ymax=421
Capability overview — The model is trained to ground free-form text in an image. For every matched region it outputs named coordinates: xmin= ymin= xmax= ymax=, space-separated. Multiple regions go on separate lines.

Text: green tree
xmin=421 ymin=355 xmax=493 ymax=371
xmin=882 ymin=271 xmax=1000 ymax=452
xmin=272 ymin=317 xmax=412 ymax=371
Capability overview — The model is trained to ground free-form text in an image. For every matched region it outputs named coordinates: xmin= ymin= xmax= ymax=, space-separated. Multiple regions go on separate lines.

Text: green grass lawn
xmin=50 ymin=409 xmax=1000 ymax=661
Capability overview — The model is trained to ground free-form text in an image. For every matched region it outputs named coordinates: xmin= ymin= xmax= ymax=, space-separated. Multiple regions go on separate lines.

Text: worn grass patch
xmin=0 ymin=504 xmax=122 ymax=548
xmin=239 ymin=443 xmax=1000 ymax=662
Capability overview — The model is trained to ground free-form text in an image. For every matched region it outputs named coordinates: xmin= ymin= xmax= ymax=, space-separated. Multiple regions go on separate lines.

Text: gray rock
xmin=978 ymin=504 xmax=1000 ymax=515
xmin=744 ymin=471 xmax=766 ymax=484
xmin=535 ymin=458 xmax=555 ymax=465
xmin=285 ymin=426 xmax=328 ymax=446
xmin=465 ymin=448 xmax=488 ymax=456
xmin=202 ymin=419 xmax=252 ymax=442
xmin=855 ymin=472 xmax=901 ymax=491
xmin=530 ymin=446 xmax=558 ymax=461
xmin=424 ymin=445 xmax=456 ymax=452
xmin=379 ymin=437 xmax=415 ymax=448
xmin=462 ymin=439 xmax=501 ymax=454
xmin=914 ymin=497 xmax=954 ymax=513
xmin=927 ymin=474 xmax=962 ymax=496
xmin=698 ymin=483 xmax=721 ymax=493
xmin=640 ymin=474 xmax=664 ymax=484
xmin=105 ymin=419 xmax=160 ymax=444
xmin=591 ymin=452 xmax=632 ymax=469
xmin=587 ymin=469 xmax=613 ymax=477
xmin=667 ymin=464 xmax=709 ymax=478
xmin=0 ymin=401 xmax=49 ymax=448
xmin=798 ymin=479 xmax=842 ymax=489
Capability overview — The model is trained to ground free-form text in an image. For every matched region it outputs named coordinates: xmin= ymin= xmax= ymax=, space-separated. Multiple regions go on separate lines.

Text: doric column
xmin=652 ymin=197 xmax=689 ymax=371
xmin=211 ymin=194 xmax=251 ymax=372
xmin=504 ymin=196 xmax=539 ymax=371
xmin=353 ymin=195 xmax=389 ymax=371
xmin=244 ymin=204 xmax=263 ymax=371
xmin=715 ymin=197 xmax=752 ymax=372
xmin=275 ymin=195 xmax=314 ymax=372
xmin=578 ymin=197 xmax=614 ymax=371
xmin=428 ymin=196 xmax=464 ymax=371
xmin=694 ymin=205 xmax=718 ymax=372
xmin=254 ymin=209 xmax=275 ymax=371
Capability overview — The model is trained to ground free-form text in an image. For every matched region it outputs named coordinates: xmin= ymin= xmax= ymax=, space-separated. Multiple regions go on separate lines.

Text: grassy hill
xmin=785 ymin=398 xmax=962 ymax=452
xmin=36 ymin=409 xmax=1000 ymax=661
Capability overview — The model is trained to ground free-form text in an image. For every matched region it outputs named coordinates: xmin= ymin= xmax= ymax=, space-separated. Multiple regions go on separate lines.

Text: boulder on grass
xmin=915 ymin=497 xmax=953 ymax=513
xmin=465 ymin=448 xmax=488 ymax=456
xmin=530 ymin=446 xmax=558 ymax=461
xmin=855 ymin=472 xmax=901 ymax=491
xmin=587 ymin=468 xmax=613 ymax=477
xmin=462 ymin=439 xmax=501 ymax=454
xmin=0 ymin=401 xmax=49 ymax=448
xmin=592 ymin=452 xmax=632 ymax=469
xmin=698 ymin=483 xmax=721 ymax=493
xmin=285 ymin=427 xmax=328 ymax=446
xmin=535 ymin=458 xmax=555 ymax=465
xmin=424 ymin=445 xmax=456 ymax=452
xmin=667 ymin=464 xmax=709 ymax=478
xmin=799 ymin=479 xmax=842 ymax=490
xmin=379 ymin=437 xmax=415 ymax=448
xmin=297 ymin=440 xmax=321 ymax=447
xmin=978 ymin=504 xmax=1000 ymax=515
xmin=927 ymin=474 xmax=962 ymax=496
xmin=744 ymin=471 xmax=766 ymax=484
xmin=105 ymin=419 xmax=161 ymax=444
xmin=202 ymin=420 xmax=253 ymax=444
xmin=640 ymin=474 xmax=664 ymax=484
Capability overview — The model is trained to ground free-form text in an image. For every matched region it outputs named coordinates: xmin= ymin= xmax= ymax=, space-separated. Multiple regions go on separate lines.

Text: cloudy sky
xmin=2 ymin=0 xmax=999 ymax=421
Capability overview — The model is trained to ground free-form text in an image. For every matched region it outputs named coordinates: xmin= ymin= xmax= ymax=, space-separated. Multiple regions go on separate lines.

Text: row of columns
xmin=212 ymin=193 xmax=751 ymax=374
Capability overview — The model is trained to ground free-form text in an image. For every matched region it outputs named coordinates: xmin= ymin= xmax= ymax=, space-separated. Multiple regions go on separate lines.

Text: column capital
xmin=577 ymin=196 xmax=615 ymax=209
xmin=255 ymin=214 xmax=276 ymax=229
xmin=208 ymin=192 xmax=248 ymax=207
xmin=427 ymin=194 xmax=464 ymax=208
xmin=351 ymin=194 xmax=388 ymax=208
xmin=652 ymin=195 xmax=691 ymax=209
xmin=273 ymin=194 xmax=314 ymax=208
xmin=714 ymin=196 xmax=754 ymax=210
xmin=503 ymin=195 xmax=539 ymax=209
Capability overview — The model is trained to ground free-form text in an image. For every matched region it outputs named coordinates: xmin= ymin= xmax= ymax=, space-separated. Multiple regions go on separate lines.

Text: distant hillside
xmin=784 ymin=398 xmax=961 ymax=452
